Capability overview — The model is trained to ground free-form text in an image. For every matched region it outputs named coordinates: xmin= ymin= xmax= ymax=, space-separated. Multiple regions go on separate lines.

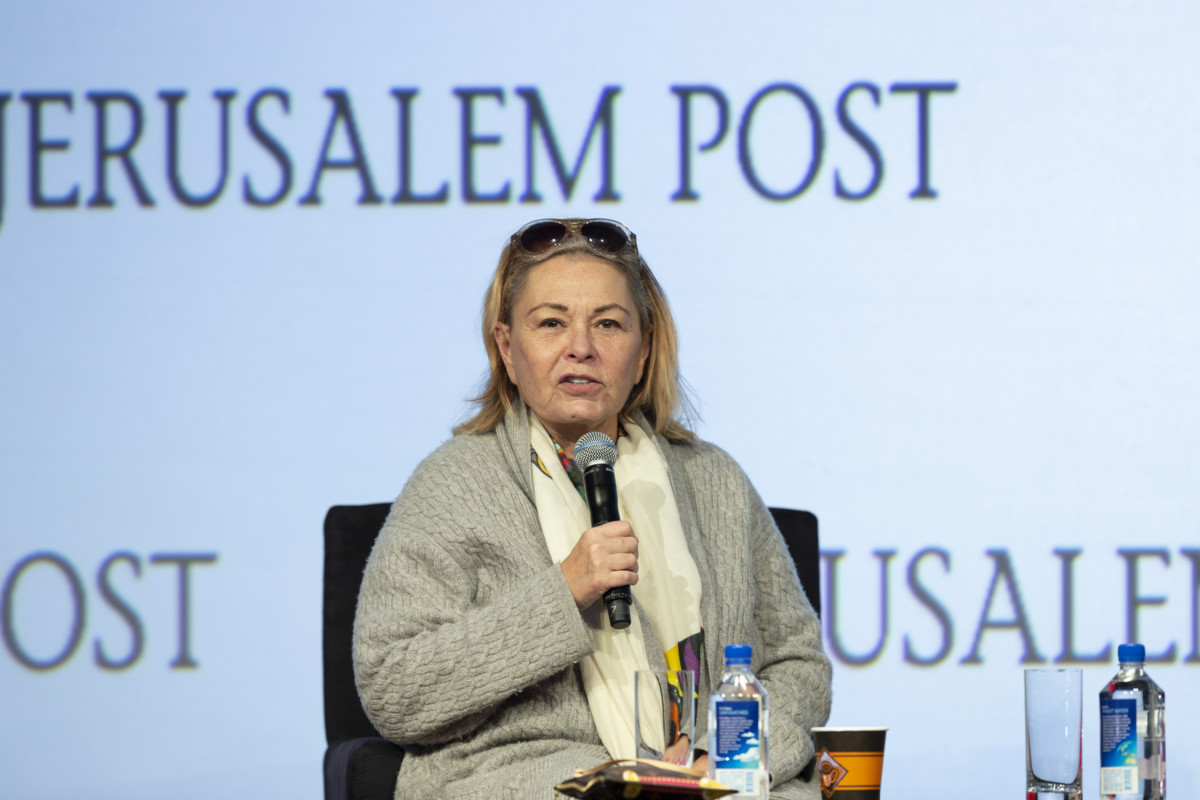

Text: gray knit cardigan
xmin=353 ymin=402 xmax=832 ymax=800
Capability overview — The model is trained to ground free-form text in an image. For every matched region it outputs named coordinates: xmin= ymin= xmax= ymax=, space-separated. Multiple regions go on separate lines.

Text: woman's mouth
xmin=560 ymin=375 xmax=600 ymax=393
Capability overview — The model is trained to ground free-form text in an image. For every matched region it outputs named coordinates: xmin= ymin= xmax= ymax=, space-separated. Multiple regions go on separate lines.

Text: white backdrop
xmin=1 ymin=2 xmax=1197 ymax=798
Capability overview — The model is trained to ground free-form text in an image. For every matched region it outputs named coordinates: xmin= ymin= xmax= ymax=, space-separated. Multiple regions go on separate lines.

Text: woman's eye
xmin=598 ymin=319 xmax=620 ymax=329
xmin=539 ymin=318 xmax=562 ymax=328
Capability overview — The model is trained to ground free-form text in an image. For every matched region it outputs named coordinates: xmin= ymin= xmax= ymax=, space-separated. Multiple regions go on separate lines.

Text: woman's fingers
xmin=560 ymin=521 xmax=638 ymax=610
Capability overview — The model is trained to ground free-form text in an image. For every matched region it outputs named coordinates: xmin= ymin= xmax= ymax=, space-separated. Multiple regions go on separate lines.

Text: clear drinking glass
xmin=1024 ymin=668 xmax=1083 ymax=800
xmin=634 ymin=669 xmax=695 ymax=766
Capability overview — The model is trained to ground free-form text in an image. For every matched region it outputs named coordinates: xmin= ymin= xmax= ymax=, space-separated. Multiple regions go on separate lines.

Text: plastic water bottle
xmin=708 ymin=644 xmax=769 ymax=800
xmin=1099 ymin=643 xmax=1166 ymax=800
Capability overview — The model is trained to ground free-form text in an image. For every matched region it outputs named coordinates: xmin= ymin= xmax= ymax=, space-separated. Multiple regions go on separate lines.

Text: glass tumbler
xmin=1024 ymin=668 xmax=1083 ymax=800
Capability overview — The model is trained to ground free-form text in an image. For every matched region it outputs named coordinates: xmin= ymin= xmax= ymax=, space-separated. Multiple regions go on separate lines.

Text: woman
xmin=353 ymin=218 xmax=831 ymax=799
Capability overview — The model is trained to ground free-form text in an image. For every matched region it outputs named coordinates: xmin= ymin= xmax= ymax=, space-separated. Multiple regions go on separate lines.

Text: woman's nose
xmin=566 ymin=325 xmax=596 ymax=360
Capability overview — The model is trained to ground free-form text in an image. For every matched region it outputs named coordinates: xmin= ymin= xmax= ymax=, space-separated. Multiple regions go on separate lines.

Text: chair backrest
xmin=768 ymin=507 xmax=821 ymax=618
xmin=322 ymin=503 xmax=820 ymax=744
xmin=323 ymin=503 xmax=392 ymax=744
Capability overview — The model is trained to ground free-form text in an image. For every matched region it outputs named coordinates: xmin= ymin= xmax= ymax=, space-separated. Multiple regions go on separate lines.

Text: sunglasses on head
xmin=512 ymin=218 xmax=638 ymax=256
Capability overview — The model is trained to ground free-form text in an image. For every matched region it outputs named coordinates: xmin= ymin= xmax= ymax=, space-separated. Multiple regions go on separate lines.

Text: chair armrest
xmin=324 ymin=737 xmax=404 ymax=800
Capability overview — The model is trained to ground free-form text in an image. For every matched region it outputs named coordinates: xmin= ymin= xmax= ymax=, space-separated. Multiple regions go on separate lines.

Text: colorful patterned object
xmin=555 ymin=759 xmax=736 ymax=800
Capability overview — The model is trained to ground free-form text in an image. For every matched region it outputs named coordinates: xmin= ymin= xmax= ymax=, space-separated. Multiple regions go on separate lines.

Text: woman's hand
xmin=560 ymin=520 xmax=638 ymax=610
xmin=662 ymin=735 xmax=695 ymax=768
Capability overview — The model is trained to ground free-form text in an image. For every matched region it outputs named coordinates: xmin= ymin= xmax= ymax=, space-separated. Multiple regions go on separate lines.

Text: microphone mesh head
xmin=575 ymin=431 xmax=617 ymax=469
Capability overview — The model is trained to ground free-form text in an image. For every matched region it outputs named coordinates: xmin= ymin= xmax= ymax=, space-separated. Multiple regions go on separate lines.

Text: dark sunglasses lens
xmin=519 ymin=221 xmax=568 ymax=253
xmin=580 ymin=221 xmax=629 ymax=253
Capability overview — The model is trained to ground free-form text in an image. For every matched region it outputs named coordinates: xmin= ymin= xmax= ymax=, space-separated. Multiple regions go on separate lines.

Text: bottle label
xmin=1100 ymin=694 xmax=1139 ymax=796
xmin=713 ymin=700 xmax=762 ymax=769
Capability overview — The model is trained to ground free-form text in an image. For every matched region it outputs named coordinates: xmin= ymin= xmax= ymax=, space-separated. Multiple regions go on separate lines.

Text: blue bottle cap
xmin=1118 ymin=643 xmax=1145 ymax=662
xmin=725 ymin=644 xmax=752 ymax=664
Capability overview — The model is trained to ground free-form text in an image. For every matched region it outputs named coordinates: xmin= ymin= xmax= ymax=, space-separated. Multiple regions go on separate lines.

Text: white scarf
xmin=531 ymin=414 xmax=703 ymax=759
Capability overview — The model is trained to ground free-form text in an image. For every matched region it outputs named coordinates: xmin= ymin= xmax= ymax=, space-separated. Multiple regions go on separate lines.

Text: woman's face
xmin=495 ymin=254 xmax=650 ymax=451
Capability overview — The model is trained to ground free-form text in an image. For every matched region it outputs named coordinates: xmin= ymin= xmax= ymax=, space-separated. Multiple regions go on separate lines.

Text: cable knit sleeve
xmin=352 ymin=436 xmax=595 ymax=746
xmin=746 ymin=482 xmax=832 ymax=786
xmin=671 ymin=439 xmax=831 ymax=790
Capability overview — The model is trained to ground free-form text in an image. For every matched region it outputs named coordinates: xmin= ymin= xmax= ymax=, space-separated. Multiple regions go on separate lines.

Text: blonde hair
xmin=455 ymin=221 xmax=694 ymax=441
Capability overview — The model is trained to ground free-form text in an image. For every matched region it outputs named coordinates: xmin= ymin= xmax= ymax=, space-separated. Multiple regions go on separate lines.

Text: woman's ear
xmin=635 ymin=329 xmax=651 ymax=384
xmin=494 ymin=322 xmax=515 ymax=380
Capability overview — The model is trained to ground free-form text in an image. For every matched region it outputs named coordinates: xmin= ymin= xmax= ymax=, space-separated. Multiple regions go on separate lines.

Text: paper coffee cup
xmin=811 ymin=727 xmax=887 ymax=799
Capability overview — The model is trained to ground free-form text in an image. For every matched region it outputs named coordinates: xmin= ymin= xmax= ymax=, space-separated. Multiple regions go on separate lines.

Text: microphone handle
xmin=583 ymin=462 xmax=632 ymax=629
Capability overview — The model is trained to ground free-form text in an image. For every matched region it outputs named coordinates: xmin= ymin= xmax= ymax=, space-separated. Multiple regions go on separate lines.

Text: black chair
xmin=322 ymin=503 xmax=820 ymax=800
xmin=323 ymin=503 xmax=399 ymax=800
xmin=770 ymin=507 xmax=821 ymax=619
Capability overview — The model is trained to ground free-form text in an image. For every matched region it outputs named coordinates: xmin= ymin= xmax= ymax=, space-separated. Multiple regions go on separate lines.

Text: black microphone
xmin=575 ymin=431 xmax=632 ymax=629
